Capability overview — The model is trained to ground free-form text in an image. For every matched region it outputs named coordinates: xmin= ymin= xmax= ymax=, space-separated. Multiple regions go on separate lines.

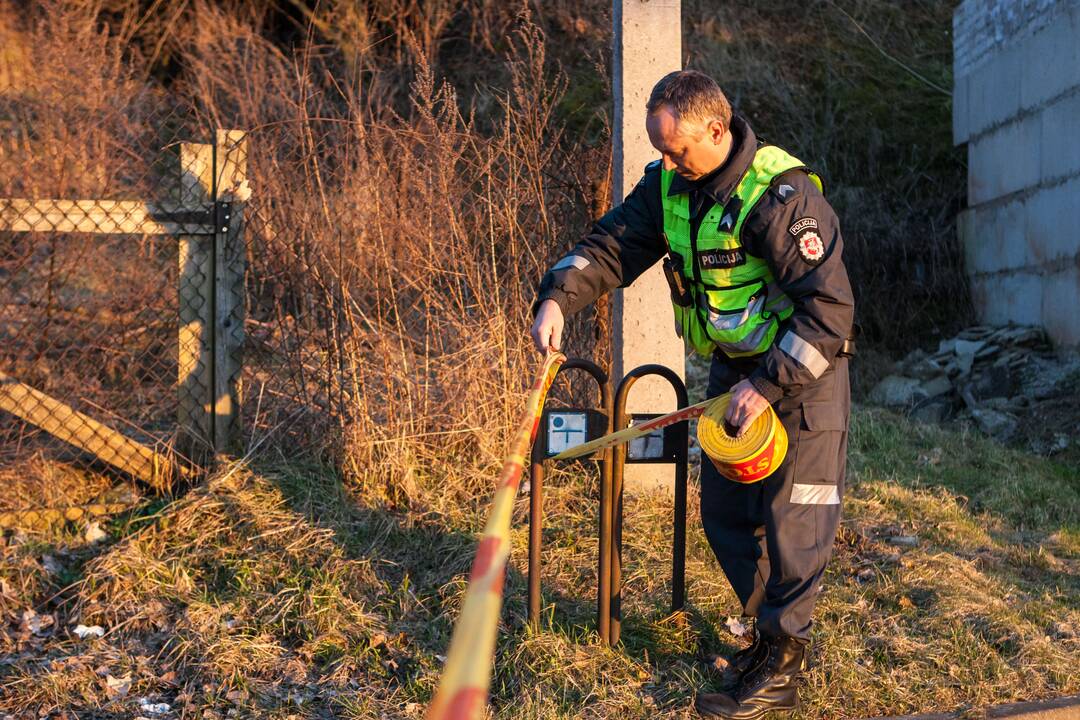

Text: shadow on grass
xmin=251 ymin=456 xmax=743 ymax=717
xmin=849 ymin=407 xmax=1080 ymax=538
xmin=260 ymin=458 xmax=609 ymax=668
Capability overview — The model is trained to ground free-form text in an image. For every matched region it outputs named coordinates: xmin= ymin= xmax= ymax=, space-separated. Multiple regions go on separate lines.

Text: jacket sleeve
xmin=744 ymin=170 xmax=855 ymax=402
xmin=533 ymin=164 xmax=666 ymax=317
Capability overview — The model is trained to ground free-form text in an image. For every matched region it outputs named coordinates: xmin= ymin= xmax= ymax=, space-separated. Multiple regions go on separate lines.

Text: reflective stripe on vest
xmin=661 ymin=145 xmax=822 ymax=358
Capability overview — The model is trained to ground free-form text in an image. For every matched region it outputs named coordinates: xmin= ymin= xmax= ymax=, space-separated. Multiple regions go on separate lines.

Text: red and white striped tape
xmin=425 ymin=349 xmax=565 ymax=720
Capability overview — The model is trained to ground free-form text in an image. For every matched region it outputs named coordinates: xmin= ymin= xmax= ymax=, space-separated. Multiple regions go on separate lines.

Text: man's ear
xmin=709 ymin=119 xmax=726 ymax=145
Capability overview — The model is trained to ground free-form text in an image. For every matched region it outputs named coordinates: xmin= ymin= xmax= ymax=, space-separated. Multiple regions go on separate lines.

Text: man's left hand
xmin=725 ymin=379 xmax=771 ymax=436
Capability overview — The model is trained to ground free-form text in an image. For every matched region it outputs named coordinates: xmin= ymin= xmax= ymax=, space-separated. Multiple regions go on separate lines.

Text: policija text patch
xmin=789 ymin=217 xmax=825 ymax=266
xmin=697 ymin=248 xmax=746 ymax=270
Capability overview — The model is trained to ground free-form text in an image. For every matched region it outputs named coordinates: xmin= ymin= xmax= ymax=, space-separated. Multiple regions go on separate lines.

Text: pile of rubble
xmin=869 ymin=324 xmax=1079 ymax=445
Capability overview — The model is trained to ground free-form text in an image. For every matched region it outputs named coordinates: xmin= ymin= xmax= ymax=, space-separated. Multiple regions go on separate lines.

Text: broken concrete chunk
xmin=869 ymin=375 xmax=923 ymax=407
xmin=909 ymin=398 xmax=951 ymax=424
xmin=971 ymin=364 xmax=1017 ymax=400
xmin=971 ymin=407 xmax=1017 ymax=441
xmin=958 ymin=326 xmax=993 ymax=340
xmin=954 ymin=349 xmax=975 ymax=376
xmin=954 ymin=339 xmax=986 ymax=357
xmin=918 ymin=375 xmax=953 ymax=400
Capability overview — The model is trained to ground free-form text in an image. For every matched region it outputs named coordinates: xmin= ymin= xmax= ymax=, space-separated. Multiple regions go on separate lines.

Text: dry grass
xmin=3 ymin=1 xmax=1073 ymax=718
xmin=1 ymin=408 xmax=1078 ymax=718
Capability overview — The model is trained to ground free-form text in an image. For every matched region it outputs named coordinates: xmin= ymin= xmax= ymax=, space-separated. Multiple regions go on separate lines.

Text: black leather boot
xmin=717 ymin=624 xmax=768 ymax=688
xmin=695 ymin=634 xmax=807 ymax=719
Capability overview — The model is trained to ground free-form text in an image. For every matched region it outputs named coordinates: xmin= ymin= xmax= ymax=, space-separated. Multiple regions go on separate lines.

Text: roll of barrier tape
xmin=697 ymin=393 xmax=787 ymax=483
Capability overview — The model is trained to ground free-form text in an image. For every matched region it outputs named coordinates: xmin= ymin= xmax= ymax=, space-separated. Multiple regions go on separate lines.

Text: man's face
xmin=646 ymin=105 xmax=728 ymax=181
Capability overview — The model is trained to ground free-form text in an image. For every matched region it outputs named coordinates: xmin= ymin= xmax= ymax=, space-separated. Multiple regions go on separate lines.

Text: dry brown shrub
xmin=173 ymin=2 xmax=605 ymax=505
xmin=0 ymin=1 xmax=608 ymax=508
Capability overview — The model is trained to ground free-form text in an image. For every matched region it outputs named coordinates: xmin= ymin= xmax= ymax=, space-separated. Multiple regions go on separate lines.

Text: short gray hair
xmin=646 ymin=70 xmax=732 ymax=135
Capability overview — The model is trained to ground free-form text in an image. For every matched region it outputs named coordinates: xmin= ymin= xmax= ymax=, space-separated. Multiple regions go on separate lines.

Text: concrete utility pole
xmin=612 ymin=0 xmax=684 ymax=493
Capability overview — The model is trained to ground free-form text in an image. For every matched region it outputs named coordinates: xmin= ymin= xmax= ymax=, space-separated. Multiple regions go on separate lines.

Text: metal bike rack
xmin=527 ymin=359 xmax=614 ymax=640
xmin=607 ymin=364 xmax=689 ymax=646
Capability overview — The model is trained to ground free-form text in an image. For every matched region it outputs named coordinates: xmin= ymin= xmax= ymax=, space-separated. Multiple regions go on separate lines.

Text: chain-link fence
xmin=1 ymin=86 xmax=159 ymax=514
xmin=0 ymin=85 xmax=336 ymax=529
xmin=0 ymin=82 xmax=249 ymax=517
xmin=0 ymin=1 xmax=609 ymax=526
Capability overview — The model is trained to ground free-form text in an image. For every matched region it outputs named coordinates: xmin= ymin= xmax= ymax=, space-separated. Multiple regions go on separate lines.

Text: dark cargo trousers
xmin=700 ymin=354 xmax=850 ymax=641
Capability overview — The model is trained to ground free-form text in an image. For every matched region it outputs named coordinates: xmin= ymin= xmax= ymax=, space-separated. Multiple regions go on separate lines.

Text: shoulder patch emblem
xmin=718 ymin=213 xmax=735 ymax=232
xmin=788 ymin=217 xmax=818 ymax=236
xmin=795 ymin=229 xmax=826 ymax=265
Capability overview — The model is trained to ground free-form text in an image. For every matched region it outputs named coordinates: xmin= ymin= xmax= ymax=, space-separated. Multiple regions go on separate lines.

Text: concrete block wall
xmin=954 ymin=0 xmax=1080 ymax=347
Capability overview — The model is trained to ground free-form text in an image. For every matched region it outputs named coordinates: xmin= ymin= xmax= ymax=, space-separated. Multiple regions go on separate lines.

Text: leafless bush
xmin=192 ymin=5 xmax=599 ymax=507
xmin=1 ymin=0 xmax=964 ymax=513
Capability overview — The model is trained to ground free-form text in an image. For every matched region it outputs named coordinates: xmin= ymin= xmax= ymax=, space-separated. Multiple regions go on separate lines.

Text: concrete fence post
xmin=612 ymin=0 xmax=685 ymax=493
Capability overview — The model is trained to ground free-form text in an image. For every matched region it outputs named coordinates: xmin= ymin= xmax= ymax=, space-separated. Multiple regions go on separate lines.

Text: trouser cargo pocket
xmin=788 ymin=401 xmax=846 ymax=505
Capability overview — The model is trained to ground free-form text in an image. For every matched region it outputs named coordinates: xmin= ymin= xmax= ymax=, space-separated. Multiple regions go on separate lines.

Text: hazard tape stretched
xmin=425 ymin=349 xmax=565 ymax=720
xmin=552 ymin=392 xmax=787 ymax=483
xmin=551 ymin=396 xmax=715 ymax=460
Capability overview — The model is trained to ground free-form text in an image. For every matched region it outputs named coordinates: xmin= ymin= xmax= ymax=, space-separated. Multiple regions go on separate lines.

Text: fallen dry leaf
xmin=21 ymin=609 xmax=54 ymax=636
xmin=105 ymin=672 xmax=132 ymax=700
xmin=724 ymin=616 xmax=749 ymax=638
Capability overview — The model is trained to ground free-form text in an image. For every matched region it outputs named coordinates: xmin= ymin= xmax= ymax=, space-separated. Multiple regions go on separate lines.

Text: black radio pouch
xmin=660 ymin=234 xmax=692 ymax=308
xmin=663 ymin=253 xmax=693 ymax=307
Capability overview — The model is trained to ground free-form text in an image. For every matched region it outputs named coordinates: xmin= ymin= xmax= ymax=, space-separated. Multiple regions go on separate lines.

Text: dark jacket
xmin=534 ymin=115 xmax=855 ymax=403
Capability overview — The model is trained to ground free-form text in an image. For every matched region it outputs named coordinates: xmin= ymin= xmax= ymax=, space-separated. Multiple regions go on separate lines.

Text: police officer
xmin=530 ymin=70 xmax=854 ymax=719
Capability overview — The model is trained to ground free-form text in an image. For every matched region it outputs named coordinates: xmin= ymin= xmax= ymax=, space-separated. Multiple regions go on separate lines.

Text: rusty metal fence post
xmin=527 ymin=359 xmax=613 ymax=641
xmin=609 ymin=364 xmax=689 ymax=646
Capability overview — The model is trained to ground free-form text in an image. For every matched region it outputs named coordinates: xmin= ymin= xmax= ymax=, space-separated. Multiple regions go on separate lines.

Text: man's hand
xmin=725 ymin=379 xmax=770 ymax=436
xmin=530 ymin=299 xmax=564 ymax=353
